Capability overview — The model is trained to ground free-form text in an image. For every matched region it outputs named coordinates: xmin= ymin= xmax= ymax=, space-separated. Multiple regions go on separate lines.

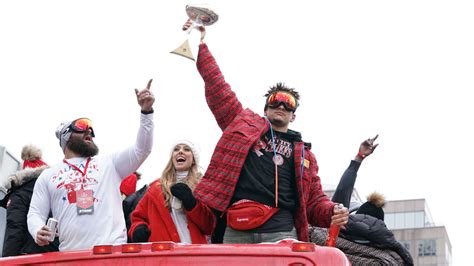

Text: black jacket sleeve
xmin=123 ymin=185 xmax=148 ymax=240
xmin=2 ymin=190 xmax=29 ymax=256
xmin=123 ymin=193 xmax=138 ymax=233
xmin=331 ymin=160 xmax=361 ymax=207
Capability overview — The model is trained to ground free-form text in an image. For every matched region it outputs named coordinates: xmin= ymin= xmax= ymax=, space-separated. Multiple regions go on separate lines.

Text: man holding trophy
xmin=178 ymin=6 xmax=349 ymax=244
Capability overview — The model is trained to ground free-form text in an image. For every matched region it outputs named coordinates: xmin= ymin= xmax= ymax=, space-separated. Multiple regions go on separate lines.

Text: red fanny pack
xmin=226 ymin=199 xmax=279 ymax=231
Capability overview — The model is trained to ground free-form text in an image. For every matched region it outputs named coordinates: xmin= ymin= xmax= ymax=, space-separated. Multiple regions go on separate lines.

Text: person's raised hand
xmin=182 ymin=19 xmax=206 ymax=41
xmin=135 ymin=79 xmax=155 ymax=113
xmin=356 ymin=134 xmax=379 ymax=161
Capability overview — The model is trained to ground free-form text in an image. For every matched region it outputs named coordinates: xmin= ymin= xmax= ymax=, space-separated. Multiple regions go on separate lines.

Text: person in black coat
xmin=0 ymin=145 xmax=59 ymax=257
xmin=340 ymin=192 xmax=414 ymax=265
xmin=330 ymin=136 xmax=413 ymax=265
xmin=122 ymin=184 xmax=148 ymax=241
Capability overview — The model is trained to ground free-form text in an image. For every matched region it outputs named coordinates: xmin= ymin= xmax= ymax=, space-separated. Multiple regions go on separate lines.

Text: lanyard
xmin=265 ymin=117 xmax=279 ymax=208
xmin=63 ymin=157 xmax=91 ymax=178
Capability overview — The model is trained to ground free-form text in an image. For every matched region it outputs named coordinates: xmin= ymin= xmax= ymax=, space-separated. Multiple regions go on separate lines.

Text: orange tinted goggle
xmin=266 ymin=92 xmax=298 ymax=112
xmin=70 ymin=118 xmax=95 ymax=137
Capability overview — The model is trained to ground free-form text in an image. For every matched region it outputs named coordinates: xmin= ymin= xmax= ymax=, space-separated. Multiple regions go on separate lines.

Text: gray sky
xmin=1 ymin=1 xmax=473 ymax=264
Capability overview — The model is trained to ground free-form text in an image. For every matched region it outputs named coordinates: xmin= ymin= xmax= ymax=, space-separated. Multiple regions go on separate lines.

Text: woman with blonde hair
xmin=129 ymin=140 xmax=215 ymax=243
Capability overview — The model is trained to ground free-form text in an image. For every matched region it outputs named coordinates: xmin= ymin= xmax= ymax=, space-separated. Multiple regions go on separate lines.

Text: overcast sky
xmin=1 ymin=1 xmax=473 ymax=264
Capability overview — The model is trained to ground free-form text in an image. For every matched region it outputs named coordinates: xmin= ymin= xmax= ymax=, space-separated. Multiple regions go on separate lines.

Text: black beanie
xmin=356 ymin=192 xmax=386 ymax=220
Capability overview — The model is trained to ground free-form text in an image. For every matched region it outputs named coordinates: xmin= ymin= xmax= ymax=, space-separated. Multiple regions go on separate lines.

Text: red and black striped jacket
xmin=194 ymin=43 xmax=336 ymax=242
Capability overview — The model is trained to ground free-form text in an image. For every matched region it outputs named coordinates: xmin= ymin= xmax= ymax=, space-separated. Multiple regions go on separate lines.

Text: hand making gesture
xmin=355 ymin=134 xmax=379 ymax=161
xmin=135 ymin=79 xmax=155 ymax=113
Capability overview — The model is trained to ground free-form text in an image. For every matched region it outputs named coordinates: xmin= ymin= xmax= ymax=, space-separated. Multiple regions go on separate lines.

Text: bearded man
xmin=27 ymin=79 xmax=155 ymax=251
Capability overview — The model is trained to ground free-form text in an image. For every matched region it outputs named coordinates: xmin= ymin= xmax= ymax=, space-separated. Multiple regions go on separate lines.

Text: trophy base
xmin=170 ymin=40 xmax=195 ymax=61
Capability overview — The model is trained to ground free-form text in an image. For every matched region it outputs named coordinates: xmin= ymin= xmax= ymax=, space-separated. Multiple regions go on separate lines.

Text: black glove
xmin=132 ymin=224 xmax=150 ymax=242
xmin=170 ymin=183 xmax=197 ymax=211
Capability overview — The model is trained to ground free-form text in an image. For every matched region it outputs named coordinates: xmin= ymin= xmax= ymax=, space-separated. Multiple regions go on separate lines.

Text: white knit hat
xmin=55 ymin=120 xmax=73 ymax=151
xmin=170 ymin=140 xmax=200 ymax=166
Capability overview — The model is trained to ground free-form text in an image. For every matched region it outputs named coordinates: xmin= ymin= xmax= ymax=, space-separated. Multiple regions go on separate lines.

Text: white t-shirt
xmin=27 ymin=113 xmax=153 ymax=251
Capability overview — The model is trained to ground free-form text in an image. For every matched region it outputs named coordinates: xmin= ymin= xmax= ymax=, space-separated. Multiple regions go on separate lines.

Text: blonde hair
xmin=159 ymin=155 xmax=202 ymax=208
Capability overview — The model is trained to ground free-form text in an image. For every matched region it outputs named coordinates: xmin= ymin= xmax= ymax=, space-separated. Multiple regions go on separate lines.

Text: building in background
xmin=324 ymin=186 xmax=452 ymax=266
xmin=0 ymin=146 xmax=21 ymax=257
xmin=385 ymin=199 xmax=452 ymax=266
xmin=0 ymin=146 xmax=21 ymax=192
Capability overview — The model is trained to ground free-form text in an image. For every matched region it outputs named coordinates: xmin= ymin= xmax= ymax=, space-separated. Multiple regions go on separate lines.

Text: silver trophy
xmin=170 ymin=5 xmax=219 ymax=61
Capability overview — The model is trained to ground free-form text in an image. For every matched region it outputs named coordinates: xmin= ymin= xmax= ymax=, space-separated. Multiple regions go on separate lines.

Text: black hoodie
xmin=231 ymin=129 xmax=303 ymax=233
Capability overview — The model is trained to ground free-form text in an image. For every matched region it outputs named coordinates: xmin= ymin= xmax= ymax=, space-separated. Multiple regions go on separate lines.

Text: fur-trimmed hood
xmin=3 ymin=165 xmax=49 ymax=191
xmin=0 ymin=165 xmax=49 ymax=209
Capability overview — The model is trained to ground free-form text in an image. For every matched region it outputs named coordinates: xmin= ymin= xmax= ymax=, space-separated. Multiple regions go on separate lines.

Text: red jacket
xmin=129 ymin=180 xmax=215 ymax=244
xmin=194 ymin=43 xmax=336 ymax=242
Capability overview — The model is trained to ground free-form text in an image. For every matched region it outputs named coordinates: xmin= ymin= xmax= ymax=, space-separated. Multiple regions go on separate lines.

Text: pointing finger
xmin=146 ymin=79 xmax=153 ymax=91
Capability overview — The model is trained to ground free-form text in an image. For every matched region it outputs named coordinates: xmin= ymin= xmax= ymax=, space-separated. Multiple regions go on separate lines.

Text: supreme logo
xmin=236 ymin=218 xmax=249 ymax=222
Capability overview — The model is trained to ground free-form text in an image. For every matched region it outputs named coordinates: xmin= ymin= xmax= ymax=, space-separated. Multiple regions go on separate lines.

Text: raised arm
xmin=332 ymin=135 xmax=379 ymax=207
xmin=183 ymin=20 xmax=244 ymax=131
xmin=196 ymin=44 xmax=243 ymax=130
xmin=113 ymin=79 xmax=155 ymax=179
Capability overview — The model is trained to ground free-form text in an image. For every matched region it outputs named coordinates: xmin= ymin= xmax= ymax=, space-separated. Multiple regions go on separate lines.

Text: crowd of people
xmin=0 ymin=19 xmax=412 ymax=265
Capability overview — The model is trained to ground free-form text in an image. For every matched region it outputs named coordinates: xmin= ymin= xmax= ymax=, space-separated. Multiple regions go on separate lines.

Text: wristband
xmin=141 ymin=108 xmax=154 ymax=115
xmin=357 ymin=151 xmax=366 ymax=159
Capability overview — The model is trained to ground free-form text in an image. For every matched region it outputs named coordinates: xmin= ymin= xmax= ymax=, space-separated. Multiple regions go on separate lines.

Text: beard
xmin=67 ymin=135 xmax=99 ymax=157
